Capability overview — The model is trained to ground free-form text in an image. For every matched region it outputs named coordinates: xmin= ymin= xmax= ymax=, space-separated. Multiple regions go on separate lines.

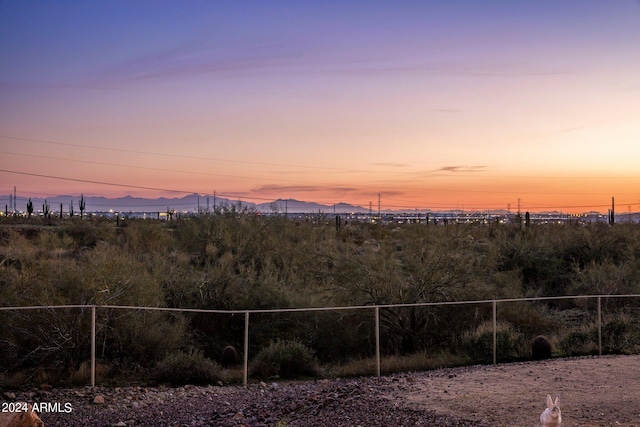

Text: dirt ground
xmin=9 ymin=354 xmax=640 ymax=426
xmin=398 ymin=354 xmax=640 ymax=426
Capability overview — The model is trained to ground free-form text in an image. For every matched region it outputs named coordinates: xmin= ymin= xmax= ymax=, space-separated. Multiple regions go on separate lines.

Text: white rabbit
xmin=540 ymin=394 xmax=562 ymax=426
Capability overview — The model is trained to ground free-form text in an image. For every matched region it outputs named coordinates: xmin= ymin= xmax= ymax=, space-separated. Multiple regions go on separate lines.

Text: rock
xmin=3 ymin=392 xmax=16 ymax=400
xmin=93 ymin=395 xmax=106 ymax=404
xmin=38 ymin=384 xmax=53 ymax=391
xmin=112 ymin=422 xmax=127 ymax=427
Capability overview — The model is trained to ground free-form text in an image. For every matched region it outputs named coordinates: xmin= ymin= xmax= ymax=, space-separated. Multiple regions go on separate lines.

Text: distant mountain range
xmin=1 ymin=193 xmax=545 ymax=215
xmin=1 ymin=193 xmax=390 ymax=215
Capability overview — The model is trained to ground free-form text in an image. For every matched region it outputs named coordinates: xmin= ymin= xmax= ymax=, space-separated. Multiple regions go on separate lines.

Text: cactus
xmin=525 ymin=211 xmax=530 ymax=227
xmin=69 ymin=200 xmax=74 ymax=217
xmin=27 ymin=198 xmax=33 ymax=218
xmin=43 ymin=200 xmax=50 ymax=218
xmin=220 ymin=345 xmax=238 ymax=367
xmin=79 ymin=194 xmax=86 ymax=218
xmin=610 ymin=196 xmax=615 ymax=225
xmin=532 ymin=335 xmax=552 ymax=360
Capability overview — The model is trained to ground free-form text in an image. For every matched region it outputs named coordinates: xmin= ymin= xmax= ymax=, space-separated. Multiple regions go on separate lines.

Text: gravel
xmin=4 ymin=375 xmax=481 ymax=427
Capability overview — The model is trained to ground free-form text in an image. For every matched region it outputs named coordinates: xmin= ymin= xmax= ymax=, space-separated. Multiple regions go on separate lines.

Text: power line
xmin=0 ymin=168 xmax=193 ymax=194
xmin=0 ymin=168 xmax=305 ymax=203
xmin=0 ymin=135 xmax=353 ymax=173
xmin=0 ymin=150 xmax=329 ymax=186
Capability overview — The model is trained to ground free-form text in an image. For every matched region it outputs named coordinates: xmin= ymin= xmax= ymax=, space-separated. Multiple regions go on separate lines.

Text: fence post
xmin=243 ymin=311 xmax=249 ymax=386
xmin=375 ymin=306 xmax=380 ymax=377
xmin=492 ymin=300 xmax=497 ymax=365
xmin=597 ymin=296 xmax=602 ymax=356
xmin=91 ymin=305 xmax=96 ymax=388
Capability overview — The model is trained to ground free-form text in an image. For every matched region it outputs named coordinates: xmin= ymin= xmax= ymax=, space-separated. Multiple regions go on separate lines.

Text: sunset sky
xmin=1 ymin=1 xmax=640 ymax=213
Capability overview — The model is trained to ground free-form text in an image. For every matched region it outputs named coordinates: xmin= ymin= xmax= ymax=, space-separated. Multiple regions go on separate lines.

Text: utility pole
xmin=13 ymin=186 xmax=16 ymax=215
xmin=378 ymin=193 xmax=381 ymax=219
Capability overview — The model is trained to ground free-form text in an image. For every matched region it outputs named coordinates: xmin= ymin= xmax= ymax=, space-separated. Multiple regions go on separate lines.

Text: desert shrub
xmin=492 ymin=226 xmax=571 ymax=296
xmin=569 ymin=261 xmax=640 ymax=296
xmin=380 ymin=351 xmax=467 ymax=376
xmin=328 ymin=351 xmax=467 ymax=378
xmin=249 ymin=340 xmax=320 ymax=379
xmin=83 ymin=242 xmax=163 ymax=306
xmin=557 ymin=327 xmax=598 ymax=356
xmin=460 ymin=321 xmax=527 ymax=363
xmin=121 ymin=219 xmax=172 ymax=255
xmin=563 ymin=223 xmax=631 ymax=269
xmin=154 ymin=348 xmax=221 ymax=385
xmin=601 ymin=314 xmax=640 ymax=354
xmin=97 ymin=311 xmax=188 ymax=368
xmin=67 ymin=361 xmax=109 ymax=386
xmin=305 ymin=310 xmax=375 ymax=363
xmin=0 ymin=307 xmax=93 ymax=373
xmin=557 ymin=314 xmax=640 ymax=356
xmin=498 ymin=302 xmax=559 ymax=336
xmin=552 ymin=307 xmax=593 ymax=328
xmin=60 ymin=220 xmax=116 ymax=249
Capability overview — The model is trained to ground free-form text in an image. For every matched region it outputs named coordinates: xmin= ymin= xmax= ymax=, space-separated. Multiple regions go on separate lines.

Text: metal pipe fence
xmin=1 ymin=294 xmax=639 ymax=388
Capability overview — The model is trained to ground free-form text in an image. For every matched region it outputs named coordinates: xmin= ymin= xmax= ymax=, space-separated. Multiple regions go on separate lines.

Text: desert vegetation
xmin=1 ymin=208 xmax=640 ymax=387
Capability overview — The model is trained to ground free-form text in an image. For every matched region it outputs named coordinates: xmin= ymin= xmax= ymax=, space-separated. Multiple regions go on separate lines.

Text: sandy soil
xmin=401 ymin=354 xmax=640 ymax=426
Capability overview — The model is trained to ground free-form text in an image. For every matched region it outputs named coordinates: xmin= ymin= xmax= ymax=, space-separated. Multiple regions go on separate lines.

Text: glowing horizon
xmin=2 ymin=2 xmax=640 ymax=214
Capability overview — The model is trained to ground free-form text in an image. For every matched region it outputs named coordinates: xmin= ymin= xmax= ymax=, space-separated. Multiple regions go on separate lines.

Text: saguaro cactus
xmin=79 ymin=194 xmax=86 ymax=218
xmin=27 ymin=198 xmax=33 ymax=218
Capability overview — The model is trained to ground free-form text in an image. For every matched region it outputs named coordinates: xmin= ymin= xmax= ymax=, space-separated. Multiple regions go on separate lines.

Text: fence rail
xmin=2 ymin=294 xmax=640 ymax=387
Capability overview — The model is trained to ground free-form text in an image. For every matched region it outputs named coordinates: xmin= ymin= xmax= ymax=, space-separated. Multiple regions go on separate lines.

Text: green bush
xmin=601 ymin=314 xmax=640 ymax=354
xmin=154 ymin=349 xmax=221 ymax=385
xmin=558 ymin=327 xmax=597 ymax=356
xmin=250 ymin=340 xmax=320 ymax=379
xmin=99 ymin=311 xmax=188 ymax=368
xmin=557 ymin=314 xmax=640 ymax=356
xmin=460 ymin=321 xmax=527 ymax=363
